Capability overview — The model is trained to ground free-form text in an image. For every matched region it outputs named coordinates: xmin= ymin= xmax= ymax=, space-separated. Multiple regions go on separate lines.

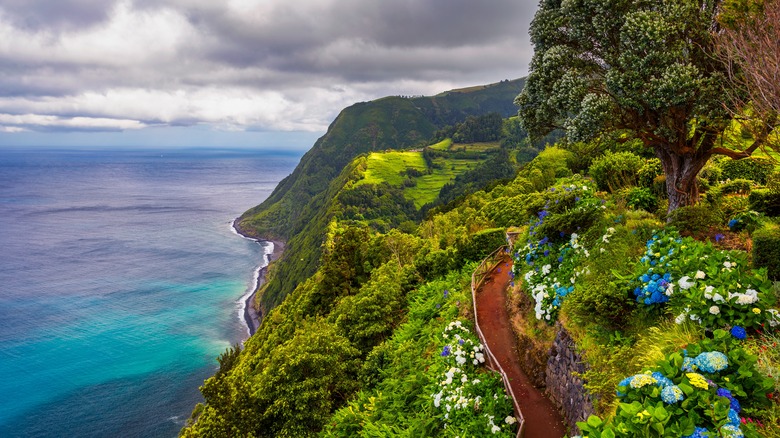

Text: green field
xmin=356 ymin=149 xmax=481 ymax=209
xmin=358 ymin=151 xmax=427 ymax=186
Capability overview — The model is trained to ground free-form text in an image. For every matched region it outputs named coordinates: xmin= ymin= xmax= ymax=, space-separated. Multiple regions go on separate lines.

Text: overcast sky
xmin=0 ymin=0 xmax=537 ymax=149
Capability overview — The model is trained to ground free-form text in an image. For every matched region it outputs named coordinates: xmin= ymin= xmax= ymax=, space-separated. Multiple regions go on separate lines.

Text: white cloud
xmin=0 ymin=0 xmax=536 ymax=136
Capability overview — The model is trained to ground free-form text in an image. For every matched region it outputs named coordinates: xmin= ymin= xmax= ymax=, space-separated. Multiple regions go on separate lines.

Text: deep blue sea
xmin=0 ymin=148 xmax=300 ymax=437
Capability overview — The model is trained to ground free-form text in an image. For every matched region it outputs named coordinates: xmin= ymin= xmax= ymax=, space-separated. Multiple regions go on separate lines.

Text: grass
xmin=404 ymin=157 xmax=479 ymax=208
xmin=356 ymin=149 xmax=483 ymax=209
xmin=358 ymin=151 xmax=427 ymax=186
xmin=429 ymin=138 xmax=452 ymax=151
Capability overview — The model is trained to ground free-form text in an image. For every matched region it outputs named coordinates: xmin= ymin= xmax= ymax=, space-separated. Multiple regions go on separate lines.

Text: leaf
xmin=587 ymin=414 xmax=604 ymax=428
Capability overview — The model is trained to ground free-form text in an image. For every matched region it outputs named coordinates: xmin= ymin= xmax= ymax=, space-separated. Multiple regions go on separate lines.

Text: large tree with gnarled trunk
xmin=516 ymin=0 xmax=770 ymax=214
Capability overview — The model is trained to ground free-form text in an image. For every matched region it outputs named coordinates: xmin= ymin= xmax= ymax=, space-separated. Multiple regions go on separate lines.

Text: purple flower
xmin=443 ymin=289 xmax=449 ymax=298
xmin=441 ymin=345 xmax=451 ymax=357
xmin=715 ymin=233 xmax=725 ymax=243
xmin=458 ymin=339 xmax=465 ymax=345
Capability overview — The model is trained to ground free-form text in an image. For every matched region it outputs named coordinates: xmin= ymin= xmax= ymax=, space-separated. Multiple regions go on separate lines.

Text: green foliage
xmin=522 ymin=146 xmax=574 ymax=191
xmin=589 ymin=151 xmax=644 ymax=192
xmin=578 ymin=330 xmax=773 ymax=438
xmin=625 ymin=187 xmax=659 ymax=213
xmin=667 ymin=204 xmax=720 ymax=234
xmin=720 ymin=178 xmax=754 ymax=196
xmin=638 ymin=158 xmax=664 ymax=190
xmin=721 ymin=158 xmax=775 ymax=184
xmin=452 ymin=113 xmax=504 ymax=143
xmin=457 ymin=227 xmax=507 ymax=263
xmin=749 ymin=188 xmax=780 ymax=216
xmin=753 ymin=222 xmax=780 ymax=280
xmin=565 ymin=225 xmax=642 ymax=330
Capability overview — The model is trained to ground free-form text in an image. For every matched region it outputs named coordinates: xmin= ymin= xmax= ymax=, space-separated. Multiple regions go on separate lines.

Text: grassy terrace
xmin=356 ymin=146 xmax=488 ymax=209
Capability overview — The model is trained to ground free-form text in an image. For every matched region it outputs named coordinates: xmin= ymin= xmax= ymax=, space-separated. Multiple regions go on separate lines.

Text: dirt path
xmin=475 ymin=256 xmax=566 ymax=438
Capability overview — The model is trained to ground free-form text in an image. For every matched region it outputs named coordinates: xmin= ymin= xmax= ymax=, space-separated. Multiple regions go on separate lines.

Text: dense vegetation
xmin=183 ymin=2 xmax=780 ymax=435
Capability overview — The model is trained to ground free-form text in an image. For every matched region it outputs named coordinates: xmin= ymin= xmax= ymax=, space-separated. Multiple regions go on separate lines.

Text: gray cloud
xmin=0 ymin=0 xmax=537 ymax=135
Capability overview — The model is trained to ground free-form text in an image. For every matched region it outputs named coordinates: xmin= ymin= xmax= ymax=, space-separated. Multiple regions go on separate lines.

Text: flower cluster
xmin=681 ymin=351 xmax=729 ymax=374
xmin=578 ymin=329 xmax=773 ymax=438
xmin=633 ymin=230 xmax=778 ymax=332
xmin=514 ymin=232 xmax=588 ymax=322
xmin=430 ymin=319 xmax=515 ymax=436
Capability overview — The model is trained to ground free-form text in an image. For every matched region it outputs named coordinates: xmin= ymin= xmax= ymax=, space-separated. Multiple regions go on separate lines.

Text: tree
xmin=516 ymin=0 xmax=771 ymax=213
xmin=715 ymin=0 xmax=780 ymax=126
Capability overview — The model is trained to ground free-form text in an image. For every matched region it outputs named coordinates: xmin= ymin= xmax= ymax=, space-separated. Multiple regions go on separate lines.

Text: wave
xmin=231 ymin=221 xmax=273 ymax=339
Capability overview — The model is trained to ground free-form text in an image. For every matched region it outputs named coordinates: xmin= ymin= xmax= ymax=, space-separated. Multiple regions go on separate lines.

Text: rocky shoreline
xmin=232 ymin=218 xmax=285 ymax=337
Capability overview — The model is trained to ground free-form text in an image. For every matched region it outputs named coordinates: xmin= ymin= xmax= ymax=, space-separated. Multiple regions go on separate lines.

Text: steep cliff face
xmin=236 ymin=78 xmax=526 ymax=312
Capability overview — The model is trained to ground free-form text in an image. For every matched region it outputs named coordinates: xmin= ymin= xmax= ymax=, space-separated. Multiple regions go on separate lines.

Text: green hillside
xmin=235 ymin=79 xmax=526 ymax=313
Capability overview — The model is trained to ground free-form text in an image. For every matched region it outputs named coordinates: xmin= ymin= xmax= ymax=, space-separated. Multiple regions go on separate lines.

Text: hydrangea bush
xmin=512 ymin=178 xmax=604 ymax=323
xmin=429 ymin=319 xmax=517 ymax=436
xmin=632 ymin=229 xmax=778 ymax=332
xmin=575 ymin=330 xmax=774 ymax=437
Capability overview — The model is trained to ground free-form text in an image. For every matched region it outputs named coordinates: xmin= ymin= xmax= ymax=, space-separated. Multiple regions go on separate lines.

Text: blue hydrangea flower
xmin=684 ymin=427 xmax=709 ymax=438
xmin=661 ymin=385 xmax=684 ymax=404
xmin=730 ymin=326 xmax=747 ymax=340
xmin=682 ymin=357 xmax=696 ymax=372
xmin=651 ymin=372 xmax=673 ymax=388
xmin=720 ymin=424 xmax=744 ymax=438
xmin=727 ymin=409 xmax=741 ymax=427
xmin=441 ymin=345 xmax=451 ymax=357
xmin=695 ymin=351 xmax=729 ymax=373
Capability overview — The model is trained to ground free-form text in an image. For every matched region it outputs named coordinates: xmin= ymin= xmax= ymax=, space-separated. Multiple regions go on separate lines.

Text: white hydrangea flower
xmin=695 ymin=270 xmax=706 ymax=279
xmin=712 ymin=293 xmax=725 ymax=303
xmin=675 ymin=313 xmax=687 ymax=324
xmin=505 ymin=416 xmax=517 ymax=425
xmin=678 ymin=276 xmax=695 ymax=290
xmin=709 ymin=305 xmax=720 ymax=315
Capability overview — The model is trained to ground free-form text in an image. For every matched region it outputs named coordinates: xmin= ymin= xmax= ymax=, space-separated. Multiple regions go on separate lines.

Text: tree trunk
xmin=653 ymin=145 xmax=711 ymax=218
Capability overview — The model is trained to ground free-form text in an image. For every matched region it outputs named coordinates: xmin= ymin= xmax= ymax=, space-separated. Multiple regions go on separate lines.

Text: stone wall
xmin=545 ymin=326 xmax=594 ymax=433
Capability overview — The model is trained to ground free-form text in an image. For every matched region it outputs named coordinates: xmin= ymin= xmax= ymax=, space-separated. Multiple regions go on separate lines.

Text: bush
xmin=522 ymin=146 xmax=574 ymax=190
xmin=727 ymin=210 xmax=762 ymax=233
xmin=719 ymin=178 xmax=753 ymax=195
xmin=625 ymin=187 xmax=659 ymax=212
xmin=588 ymin=151 xmax=644 ymax=192
xmin=721 ymin=158 xmax=775 ymax=184
xmin=457 ymin=228 xmax=507 ymax=262
xmin=753 ymin=222 xmax=780 ymax=281
xmin=699 ymin=161 xmax=723 ymax=186
xmin=749 ymin=188 xmax=780 ymax=217
xmin=653 ymin=174 xmax=668 ymax=198
xmin=637 ymin=158 xmax=663 ymax=189
xmin=667 ymin=204 xmax=720 ymax=234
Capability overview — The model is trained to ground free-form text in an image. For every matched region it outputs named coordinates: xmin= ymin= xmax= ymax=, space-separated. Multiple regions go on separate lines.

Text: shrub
xmin=588 ymin=151 xmax=644 ymax=192
xmin=727 ymin=210 xmax=762 ymax=233
xmin=720 ymin=178 xmax=754 ymax=195
xmin=625 ymin=187 xmax=659 ymax=212
xmin=457 ymin=228 xmax=507 ymax=262
xmin=753 ymin=222 xmax=780 ymax=281
xmin=637 ymin=158 xmax=663 ymax=189
xmin=721 ymin=158 xmax=775 ymax=184
xmin=667 ymin=204 xmax=720 ymax=234
xmin=749 ymin=188 xmax=780 ymax=217
xmin=653 ymin=174 xmax=668 ymax=198
xmin=699 ymin=161 xmax=723 ymax=186
xmin=523 ymin=146 xmax=574 ymax=190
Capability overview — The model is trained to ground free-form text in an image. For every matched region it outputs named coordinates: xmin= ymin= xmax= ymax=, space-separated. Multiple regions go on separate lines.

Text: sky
xmin=0 ymin=0 xmax=537 ymax=150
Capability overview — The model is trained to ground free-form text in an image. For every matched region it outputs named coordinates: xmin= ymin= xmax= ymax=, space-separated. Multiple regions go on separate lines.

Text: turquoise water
xmin=0 ymin=148 xmax=300 ymax=437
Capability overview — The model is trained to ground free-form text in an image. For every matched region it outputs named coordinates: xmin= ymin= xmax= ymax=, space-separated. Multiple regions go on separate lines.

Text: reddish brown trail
xmin=475 ymin=256 xmax=566 ymax=438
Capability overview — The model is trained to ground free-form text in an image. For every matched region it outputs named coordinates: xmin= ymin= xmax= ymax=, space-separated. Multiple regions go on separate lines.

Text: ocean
xmin=0 ymin=148 xmax=300 ymax=437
